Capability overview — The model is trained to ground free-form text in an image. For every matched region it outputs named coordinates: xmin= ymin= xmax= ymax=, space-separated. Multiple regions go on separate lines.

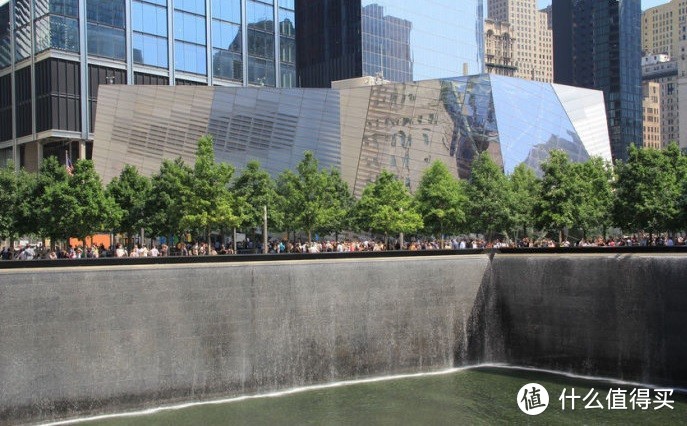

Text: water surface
xmin=68 ymin=367 xmax=687 ymax=425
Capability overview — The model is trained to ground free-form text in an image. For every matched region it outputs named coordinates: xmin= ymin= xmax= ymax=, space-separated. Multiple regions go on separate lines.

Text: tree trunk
xmin=233 ymin=227 xmax=237 ymax=253
xmin=206 ymin=226 xmax=211 ymax=255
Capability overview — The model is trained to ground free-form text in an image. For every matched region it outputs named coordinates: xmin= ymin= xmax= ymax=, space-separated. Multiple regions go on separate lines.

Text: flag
xmin=65 ymin=153 xmax=74 ymax=176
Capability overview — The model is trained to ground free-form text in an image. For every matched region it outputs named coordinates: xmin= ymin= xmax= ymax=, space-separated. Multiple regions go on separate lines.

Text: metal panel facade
xmin=93 ymin=75 xmax=612 ymax=198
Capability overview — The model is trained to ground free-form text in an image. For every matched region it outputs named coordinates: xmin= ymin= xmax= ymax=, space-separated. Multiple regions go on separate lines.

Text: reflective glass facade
xmin=297 ymin=0 xmax=484 ymax=88
xmin=0 ymin=3 xmax=11 ymax=69
xmin=34 ymin=0 xmax=80 ymax=54
xmin=87 ymin=0 xmax=125 ymax=60
xmin=361 ymin=1 xmax=483 ymax=82
xmin=92 ymin=75 xmax=611 ymax=198
xmin=212 ymin=0 xmax=242 ymax=82
xmin=174 ymin=0 xmax=206 ymax=75
xmin=552 ymin=0 xmax=642 ymax=161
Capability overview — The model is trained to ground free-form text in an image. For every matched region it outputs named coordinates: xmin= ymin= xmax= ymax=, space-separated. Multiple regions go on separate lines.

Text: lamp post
xmin=399 ymin=207 xmax=404 ymax=250
xmin=263 ymin=205 xmax=268 ymax=254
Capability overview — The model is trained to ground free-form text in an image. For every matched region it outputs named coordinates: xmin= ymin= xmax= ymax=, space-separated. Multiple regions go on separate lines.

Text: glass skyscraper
xmin=0 ymin=0 xmax=295 ymax=170
xmin=552 ymin=0 xmax=642 ymax=162
xmin=296 ymin=0 xmax=484 ymax=88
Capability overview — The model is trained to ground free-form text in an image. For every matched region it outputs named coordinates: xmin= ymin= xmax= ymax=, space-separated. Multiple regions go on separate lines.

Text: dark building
xmin=0 ymin=0 xmax=296 ymax=170
xmin=296 ymin=0 xmax=484 ymax=88
xmin=552 ymin=0 xmax=642 ymax=161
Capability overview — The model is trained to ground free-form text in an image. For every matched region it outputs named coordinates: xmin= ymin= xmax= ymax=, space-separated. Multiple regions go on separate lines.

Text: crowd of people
xmin=1 ymin=233 xmax=685 ymax=261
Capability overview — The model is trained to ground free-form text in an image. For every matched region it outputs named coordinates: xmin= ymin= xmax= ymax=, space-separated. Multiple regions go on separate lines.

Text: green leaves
xmin=354 ymin=170 xmax=423 ymax=236
xmin=613 ymin=143 xmax=687 ymax=235
xmin=106 ymin=164 xmax=150 ymax=238
xmin=465 ymin=153 xmax=514 ymax=240
xmin=182 ymin=135 xmax=241 ymax=239
xmin=233 ymin=160 xmax=282 ymax=231
xmin=415 ymin=161 xmax=467 ymax=238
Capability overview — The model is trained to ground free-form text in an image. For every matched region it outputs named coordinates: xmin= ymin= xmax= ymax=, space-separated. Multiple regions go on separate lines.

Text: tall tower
xmin=487 ymin=0 xmax=553 ymax=82
xmin=642 ymin=0 xmax=687 ymax=151
xmin=0 ymin=0 xmax=296 ymax=170
xmin=296 ymin=0 xmax=485 ymax=88
xmin=552 ymin=0 xmax=642 ymax=162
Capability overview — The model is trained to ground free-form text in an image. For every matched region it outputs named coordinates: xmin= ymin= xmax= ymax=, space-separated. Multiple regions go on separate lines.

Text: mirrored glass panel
xmin=35 ymin=0 xmax=78 ymax=18
xmin=132 ymin=1 xmax=167 ymax=37
xmin=247 ymin=56 xmax=275 ymax=86
xmin=0 ymin=4 xmax=10 ymax=69
xmin=175 ymin=41 xmax=206 ymax=74
xmin=34 ymin=15 xmax=80 ymax=54
xmin=174 ymin=11 xmax=206 ymax=44
xmin=489 ymin=74 xmax=589 ymax=175
xmin=360 ymin=0 xmax=483 ymax=82
xmin=87 ymin=0 xmax=125 ymax=28
xmin=212 ymin=0 xmax=240 ymax=24
xmin=87 ymin=24 xmax=125 ymax=60
xmin=133 ymin=33 xmax=168 ymax=68
xmin=175 ymin=0 xmax=205 ymax=15
xmin=213 ymin=48 xmax=242 ymax=81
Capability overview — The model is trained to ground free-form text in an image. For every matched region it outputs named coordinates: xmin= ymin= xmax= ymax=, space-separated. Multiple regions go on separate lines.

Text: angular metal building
xmin=93 ymin=74 xmax=611 ymax=196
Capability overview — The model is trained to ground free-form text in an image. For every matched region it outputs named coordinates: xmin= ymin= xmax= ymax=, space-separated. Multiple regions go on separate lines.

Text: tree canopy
xmin=354 ymin=170 xmax=423 ymax=238
xmin=414 ymin=160 xmax=467 ymax=240
xmin=613 ymin=143 xmax=686 ymax=236
xmin=465 ymin=153 xmax=514 ymax=240
xmin=182 ymin=135 xmax=242 ymax=244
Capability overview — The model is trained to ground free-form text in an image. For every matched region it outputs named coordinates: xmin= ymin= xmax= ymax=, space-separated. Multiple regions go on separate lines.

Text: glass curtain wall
xmin=34 ymin=0 xmax=80 ymax=54
xmin=360 ymin=0 xmax=483 ymax=82
xmin=246 ymin=0 xmax=274 ymax=86
xmin=212 ymin=0 xmax=242 ymax=83
xmin=279 ymin=0 xmax=295 ymax=87
xmin=132 ymin=0 xmax=168 ymax=68
xmin=86 ymin=0 xmax=125 ymax=60
xmin=174 ymin=0 xmax=206 ymax=75
xmin=0 ymin=2 xmax=10 ymax=69
xmin=14 ymin=0 xmax=31 ymax=61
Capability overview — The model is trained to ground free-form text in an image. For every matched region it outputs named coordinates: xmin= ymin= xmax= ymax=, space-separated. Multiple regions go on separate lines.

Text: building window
xmin=132 ymin=0 xmax=168 ymax=68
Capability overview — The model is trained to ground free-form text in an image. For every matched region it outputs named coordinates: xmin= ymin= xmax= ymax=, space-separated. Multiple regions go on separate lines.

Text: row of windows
xmin=1 ymin=2 xmax=295 ymax=65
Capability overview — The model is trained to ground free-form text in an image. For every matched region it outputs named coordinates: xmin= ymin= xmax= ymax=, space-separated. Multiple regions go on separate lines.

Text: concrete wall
xmin=0 ymin=253 xmax=685 ymax=424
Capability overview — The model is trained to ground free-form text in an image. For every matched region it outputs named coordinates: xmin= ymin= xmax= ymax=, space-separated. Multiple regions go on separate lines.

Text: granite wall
xmin=0 ymin=253 xmax=685 ymax=424
xmin=0 ymin=255 xmax=489 ymax=423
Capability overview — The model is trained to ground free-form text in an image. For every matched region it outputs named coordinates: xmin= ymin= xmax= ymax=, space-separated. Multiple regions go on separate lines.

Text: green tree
xmin=354 ymin=170 xmax=423 ymax=244
xmin=663 ymin=142 xmax=687 ymax=232
xmin=233 ymin=160 xmax=283 ymax=241
xmin=572 ymin=157 xmax=614 ymax=239
xmin=0 ymin=162 xmax=34 ymax=243
xmin=66 ymin=159 xmax=121 ymax=250
xmin=0 ymin=163 xmax=16 ymax=240
xmin=285 ymin=151 xmax=340 ymax=243
xmin=319 ymin=167 xmax=355 ymax=241
xmin=106 ymin=165 xmax=151 ymax=249
xmin=182 ymin=135 xmax=241 ymax=247
xmin=534 ymin=150 xmax=577 ymax=243
xmin=32 ymin=156 xmax=79 ymax=249
xmin=146 ymin=157 xmax=193 ymax=244
xmin=509 ymin=163 xmax=539 ymax=239
xmin=466 ymin=153 xmax=514 ymax=242
xmin=275 ymin=169 xmax=300 ymax=242
xmin=414 ymin=160 xmax=467 ymax=245
xmin=613 ymin=144 xmax=684 ymax=237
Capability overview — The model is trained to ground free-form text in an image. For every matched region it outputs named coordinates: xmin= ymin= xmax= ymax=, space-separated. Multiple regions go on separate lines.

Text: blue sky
xmin=538 ymin=0 xmax=668 ymax=10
